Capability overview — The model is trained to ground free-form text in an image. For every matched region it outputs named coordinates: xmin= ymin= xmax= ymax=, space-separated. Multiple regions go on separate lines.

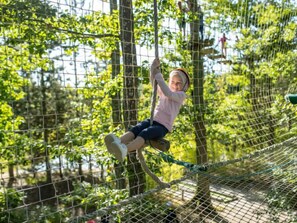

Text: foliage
xmin=120 ymin=196 xmax=169 ymax=222
xmin=265 ymin=166 xmax=297 ymax=222
xmin=0 ymin=187 xmax=25 ymax=222
xmin=60 ymin=181 xmax=128 ymax=215
xmin=25 ymin=205 xmax=70 ymax=223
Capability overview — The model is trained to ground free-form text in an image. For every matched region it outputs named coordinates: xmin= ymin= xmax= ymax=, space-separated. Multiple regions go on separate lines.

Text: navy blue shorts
xmin=129 ymin=119 xmax=168 ymax=141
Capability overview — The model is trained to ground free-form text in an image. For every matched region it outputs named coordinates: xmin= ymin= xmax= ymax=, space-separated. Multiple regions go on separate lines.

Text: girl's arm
xmin=155 ymin=73 xmax=186 ymax=102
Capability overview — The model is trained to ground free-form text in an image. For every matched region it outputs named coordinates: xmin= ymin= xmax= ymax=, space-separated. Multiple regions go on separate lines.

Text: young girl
xmin=219 ymin=33 xmax=229 ymax=58
xmin=105 ymin=58 xmax=190 ymax=162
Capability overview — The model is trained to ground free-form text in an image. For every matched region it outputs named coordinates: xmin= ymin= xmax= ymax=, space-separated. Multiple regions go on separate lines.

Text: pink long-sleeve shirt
xmin=152 ymin=73 xmax=186 ymax=132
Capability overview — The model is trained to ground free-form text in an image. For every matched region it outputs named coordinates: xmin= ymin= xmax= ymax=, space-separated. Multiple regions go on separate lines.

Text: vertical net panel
xmin=0 ymin=0 xmax=296 ymax=223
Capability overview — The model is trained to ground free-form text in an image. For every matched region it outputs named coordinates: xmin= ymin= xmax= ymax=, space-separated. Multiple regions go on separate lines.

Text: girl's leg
xmin=108 ymin=136 xmax=145 ymax=162
xmin=137 ymin=124 xmax=168 ymax=141
xmin=106 ymin=121 xmax=167 ymax=162
xmin=126 ymin=136 xmax=145 ymax=153
xmin=124 ymin=123 xmax=168 ymax=153
xmin=120 ymin=131 xmax=135 ymax=145
xmin=129 ymin=119 xmax=150 ymax=137
xmin=105 ymin=119 xmax=149 ymax=155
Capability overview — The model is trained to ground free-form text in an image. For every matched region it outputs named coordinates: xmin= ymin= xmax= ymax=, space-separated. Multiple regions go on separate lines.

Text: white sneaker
xmin=104 ymin=133 xmax=120 ymax=155
xmin=110 ymin=141 xmax=127 ymax=162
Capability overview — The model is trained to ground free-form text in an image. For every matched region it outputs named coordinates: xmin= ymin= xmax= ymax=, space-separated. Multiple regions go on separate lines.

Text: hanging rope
xmin=137 ymin=147 xmax=170 ymax=188
xmin=149 ymin=0 xmax=159 ymax=126
xmin=138 ymin=0 xmax=167 ymax=187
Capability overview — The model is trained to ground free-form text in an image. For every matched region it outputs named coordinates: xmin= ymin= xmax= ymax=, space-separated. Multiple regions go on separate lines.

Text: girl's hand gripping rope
xmin=150 ymin=58 xmax=161 ymax=82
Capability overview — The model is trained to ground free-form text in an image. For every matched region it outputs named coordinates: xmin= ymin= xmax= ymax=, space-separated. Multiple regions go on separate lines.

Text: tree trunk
xmin=111 ymin=0 xmax=125 ymax=190
xmin=189 ymin=0 xmax=214 ymax=214
xmin=7 ymin=164 xmax=15 ymax=188
xmin=119 ymin=0 xmax=145 ymax=196
xmin=41 ymin=71 xmax=52 ymax=183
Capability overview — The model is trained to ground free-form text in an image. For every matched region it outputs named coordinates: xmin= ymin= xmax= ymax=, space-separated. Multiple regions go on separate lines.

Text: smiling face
xmin=169 ymin=72 xmax=184 ymax=92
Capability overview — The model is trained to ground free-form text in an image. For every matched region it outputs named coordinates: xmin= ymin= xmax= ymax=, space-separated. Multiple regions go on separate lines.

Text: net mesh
xmin=0 ymin=0 xmax=296 ymax=222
